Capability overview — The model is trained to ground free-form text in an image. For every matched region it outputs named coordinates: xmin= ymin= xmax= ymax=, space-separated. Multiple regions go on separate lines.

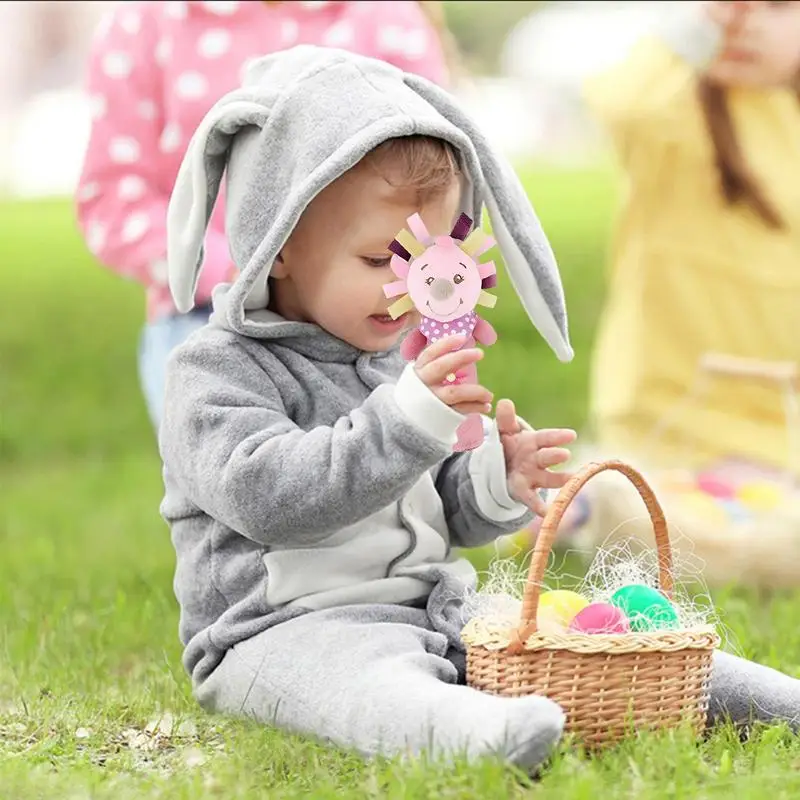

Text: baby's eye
xmin=453 ymin=274 xmax=464 ymax=285
xmin=425 ymin=276 xmax=435 ymax=286
xmin=362 ymin=256 xmax=391 ymax=268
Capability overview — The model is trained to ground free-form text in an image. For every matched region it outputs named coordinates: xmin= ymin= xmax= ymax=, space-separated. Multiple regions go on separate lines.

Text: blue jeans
xmin=137 ymin=307 xmax=212 ymax=431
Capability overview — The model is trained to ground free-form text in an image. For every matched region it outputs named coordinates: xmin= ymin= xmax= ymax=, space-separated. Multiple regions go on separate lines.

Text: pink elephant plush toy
xmin=383 ymin=212 xmax=499 ymax=452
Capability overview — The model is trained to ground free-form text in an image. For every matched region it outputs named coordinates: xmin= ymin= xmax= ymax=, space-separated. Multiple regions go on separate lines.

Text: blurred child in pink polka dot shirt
xmin=75 ymin=0 xmax=454 ymax=429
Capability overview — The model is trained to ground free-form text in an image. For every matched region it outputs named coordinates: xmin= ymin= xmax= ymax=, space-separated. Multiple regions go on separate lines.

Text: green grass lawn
xmin=2 ymin=166 xmax=800 ymax=799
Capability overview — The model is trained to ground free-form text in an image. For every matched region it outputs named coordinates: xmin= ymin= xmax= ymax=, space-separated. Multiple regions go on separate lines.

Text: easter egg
xmin=696 ymin=473 xmax=735 ymax=500
xmin=536 ymin=590 xmax=589 ymax=632
xmin=675 ymin=490 xmax=728 ymax=527
xmin=568 ymin=602 xmax=631 ymax=635
xmin=736 ymin=481 xmax=783 ymax=512
xmin=717 ymin=498 xmax=751 ymax=524
xmin=610 ymin=584 xmax=679 ymax=632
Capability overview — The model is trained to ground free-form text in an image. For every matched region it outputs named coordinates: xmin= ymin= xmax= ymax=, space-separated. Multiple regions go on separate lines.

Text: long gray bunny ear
xmin=167 ymin=94 xmax=270 ymax=314
xmin=404 ymin=74 xmax=574 ymax=363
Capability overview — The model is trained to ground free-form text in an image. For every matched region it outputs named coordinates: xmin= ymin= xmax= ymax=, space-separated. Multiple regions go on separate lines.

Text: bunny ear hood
xmin=167 ymin=45 xmax=573 ymax=362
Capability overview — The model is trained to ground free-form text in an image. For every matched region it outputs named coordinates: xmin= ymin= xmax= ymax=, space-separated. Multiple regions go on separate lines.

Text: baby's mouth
xmin=370 ymin=312 xmax=410 ymax=324
xmin=426 ymin=298 xmax=463 ymax=317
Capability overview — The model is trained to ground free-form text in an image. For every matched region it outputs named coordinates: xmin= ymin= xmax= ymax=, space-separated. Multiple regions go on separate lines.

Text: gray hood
xmin=167 ymin=45 xmax=573 ymax=362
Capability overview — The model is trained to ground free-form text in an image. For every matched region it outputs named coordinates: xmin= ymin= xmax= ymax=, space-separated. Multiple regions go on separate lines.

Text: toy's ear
xmin=167 ymin=95 xmax=270 ymax=313
xmin=404 ymin=74 xmax=573 ymax=362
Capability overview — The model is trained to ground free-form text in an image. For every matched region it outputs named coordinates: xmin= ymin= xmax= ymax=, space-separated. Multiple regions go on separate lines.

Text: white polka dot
xmin=198 ymin=28 xmax=231 ymax=59
xmin=94 ymin=11 xmax=114 ymax=41
xmin=164 ymin=1 xmax=188 ymax=20
xmin=87 ymin=222 xmax=107 ymax=255
xmin=159 ymin=123 xmax=182 ymax=154
xmin=200 ymin=0 xmax=240 ymax=14
xmin=155 ymin=38 xmax=172 ymax=67
xmin=433 ymin=328 xmax=440 ymax=335
xmin=443 ymin=323 xmax=449 ymax=329
xmin=102 ymin=51 xmax=133 ymax=80
xmin=323 ymin=21 xmax=354 ymax=48
xmin=137 ymin=100 xmax=157 ymax=121
xmin=77 ymin=182 xmax=100 ymax=203
xmin=121 ymin=212 xmax=150 ymax=244
xmin=377 ymin=25 xmax=403 ymax=53
xmin=281 ymin=19 xmax=299 ymax=44
xmin=149 ymin=259 xmax=170 ymax=285
xmin=119 ymin=11 xmax=142 ymax=35
xmin=88 ymin=94 xmax=107 ymax=120
xmin=109 ymin=137 xmax=140 ymax=164
xmin=404 ymin=30 xmax=427 ymax=60
xmin=118 ymin=175 xmax=146 ymax=201
xmin=176 ymin=72 xmax=208 ymax=101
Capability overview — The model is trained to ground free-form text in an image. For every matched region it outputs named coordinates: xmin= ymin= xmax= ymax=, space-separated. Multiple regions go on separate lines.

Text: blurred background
xmin=0 ymin=0 xmax=672 ymax=195
xmin=4 ymin=2 xmax=800 ymax=794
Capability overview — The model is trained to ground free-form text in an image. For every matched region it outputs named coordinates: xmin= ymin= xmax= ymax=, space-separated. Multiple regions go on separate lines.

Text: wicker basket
xmin=462 ymin=459 xmax=721 ymax=749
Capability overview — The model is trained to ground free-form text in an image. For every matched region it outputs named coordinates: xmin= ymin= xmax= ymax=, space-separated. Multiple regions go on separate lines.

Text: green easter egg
xmin=610 ymin=584 xmax=679 ymax=632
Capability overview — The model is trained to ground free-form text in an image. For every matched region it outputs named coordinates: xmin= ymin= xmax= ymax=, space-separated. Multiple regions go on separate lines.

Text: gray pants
xmin=195 ymin=604 xmax=800 ymax=770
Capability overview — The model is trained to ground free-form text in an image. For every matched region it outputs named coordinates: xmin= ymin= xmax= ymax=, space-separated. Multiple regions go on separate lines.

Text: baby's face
xmin=272 ymin=161 xmax=462 ymax=352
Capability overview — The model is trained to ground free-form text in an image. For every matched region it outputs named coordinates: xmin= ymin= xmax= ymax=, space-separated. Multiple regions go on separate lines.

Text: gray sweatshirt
xmin=159 ymin=46 xmax=573 ymax=683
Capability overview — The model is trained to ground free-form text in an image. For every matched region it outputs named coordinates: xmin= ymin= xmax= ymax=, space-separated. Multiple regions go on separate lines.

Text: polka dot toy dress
xmin=418 ymin=311 xmax=478 ymax=344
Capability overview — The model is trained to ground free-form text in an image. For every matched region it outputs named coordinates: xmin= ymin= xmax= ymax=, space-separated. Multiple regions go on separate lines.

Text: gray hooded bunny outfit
xmin=159 ymin=46 xmax=800 ymax=769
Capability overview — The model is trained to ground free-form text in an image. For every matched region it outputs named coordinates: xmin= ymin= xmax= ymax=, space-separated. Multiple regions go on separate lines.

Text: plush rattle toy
xmin=383 ymin=212 xmax=499 ymax=452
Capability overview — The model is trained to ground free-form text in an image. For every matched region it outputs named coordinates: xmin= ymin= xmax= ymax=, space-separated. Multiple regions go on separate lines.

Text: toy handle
xmin=507 ymin=460 xmax=673 ymax=654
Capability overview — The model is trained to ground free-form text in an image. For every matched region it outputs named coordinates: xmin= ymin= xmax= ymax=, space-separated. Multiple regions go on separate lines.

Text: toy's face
xmin=406 ymin=237 xmax=482 ymax=322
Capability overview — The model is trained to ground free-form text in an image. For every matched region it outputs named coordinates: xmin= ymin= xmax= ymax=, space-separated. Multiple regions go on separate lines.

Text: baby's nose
xmin=430 ymin=278 xmax=454 ymax=301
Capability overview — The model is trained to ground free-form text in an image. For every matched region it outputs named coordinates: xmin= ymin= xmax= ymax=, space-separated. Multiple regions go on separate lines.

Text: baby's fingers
xmin=536 ymin=446 xmax=573 ymax=470
xmin=417 ymin=348 xmax=483 ymax=387
xmin=520 ymin=488 xmax=549 ymax=517
xmin=538 ymin=469 xmax=573 ymax=491
xmin=534 ymin=428 xmax=577 ymax=448
xmin=433 ymin=382 xmax=493 ymax=413
xmin=415 ymin=334 xmax=468 ymax=370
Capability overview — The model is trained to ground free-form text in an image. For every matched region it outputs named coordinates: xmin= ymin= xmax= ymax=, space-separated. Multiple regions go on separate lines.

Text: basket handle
xmin=509 ymin=460 xmax=674 ymax=652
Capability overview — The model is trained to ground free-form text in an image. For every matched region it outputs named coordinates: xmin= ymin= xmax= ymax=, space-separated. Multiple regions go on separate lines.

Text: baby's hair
xmin=698 ymin=79 xmax=794 ymax=229
xmin=361 ymin=135 xmax=462 ymax=203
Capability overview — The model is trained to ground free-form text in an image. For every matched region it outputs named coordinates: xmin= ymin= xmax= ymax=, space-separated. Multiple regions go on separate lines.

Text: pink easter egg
xmin=568 ymin=602 xmax=631 ymax=635
xmin=696 ymin=473 xmax=735 ymax=500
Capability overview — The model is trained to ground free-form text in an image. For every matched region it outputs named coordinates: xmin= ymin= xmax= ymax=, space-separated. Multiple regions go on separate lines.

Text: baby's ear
xmin=270 ymin=251 xmax=288 ymax=279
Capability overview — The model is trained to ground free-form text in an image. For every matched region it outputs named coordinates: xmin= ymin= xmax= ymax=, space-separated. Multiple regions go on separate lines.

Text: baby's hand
xmin=496 ymin=398 xmax=576 ymax=516
xmin=414 ymin=335 xmax=493 ymax=416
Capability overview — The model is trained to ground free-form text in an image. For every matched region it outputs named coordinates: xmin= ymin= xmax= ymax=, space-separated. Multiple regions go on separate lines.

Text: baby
xmin=160 ymin=47 xmax=800 ymax=771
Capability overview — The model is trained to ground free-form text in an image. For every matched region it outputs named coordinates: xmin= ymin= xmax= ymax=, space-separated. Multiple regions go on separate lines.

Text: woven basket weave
xmin=462 ymin=459 xmax=720 ymax=749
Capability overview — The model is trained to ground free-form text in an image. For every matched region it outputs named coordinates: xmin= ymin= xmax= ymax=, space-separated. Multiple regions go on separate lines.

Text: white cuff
xmin=468 ymin=417 xmax=530 ymax=523
xmin=393 ymin=364 xmax=464 ymax=447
